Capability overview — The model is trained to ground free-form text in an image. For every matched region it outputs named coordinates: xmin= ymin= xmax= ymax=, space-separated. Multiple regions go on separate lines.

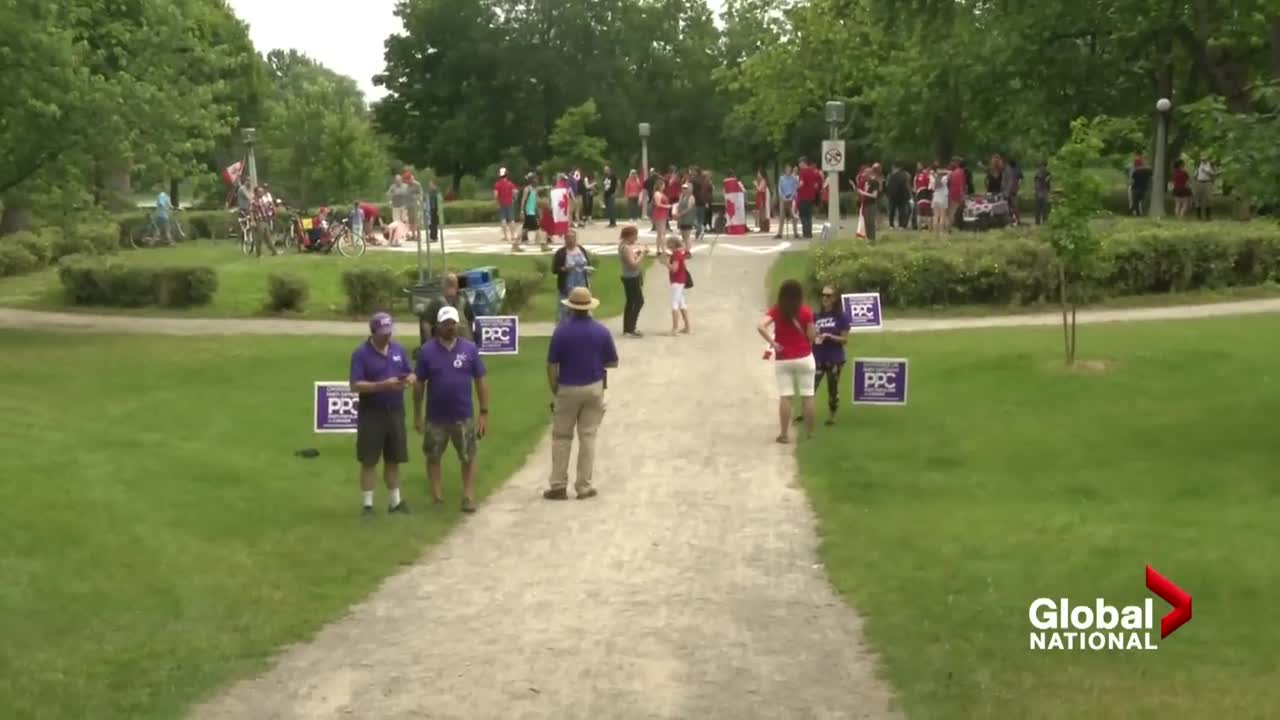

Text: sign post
xmin=852 ymin=358 xmax=909 ymax=406
xmin=314 ymin=382 xmax=360 ymax=432
xmin=475 ymin=316 xmax=519 ymax=354
xmin=822 ymin=101 xmax=846 ymax=237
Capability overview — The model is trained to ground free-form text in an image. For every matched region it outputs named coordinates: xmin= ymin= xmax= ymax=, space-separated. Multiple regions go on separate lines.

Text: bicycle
xmin=235 ymin=213 xmax=255 ymax=255
xmin=331 ymin=219 xmax=366 ymax=257
xmin=130 ymin=211 xmax=186 ymax=249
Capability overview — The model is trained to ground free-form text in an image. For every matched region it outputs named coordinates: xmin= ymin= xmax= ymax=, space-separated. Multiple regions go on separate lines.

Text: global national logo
xmin=1028 ymin=565 xmax=1191 ymax=651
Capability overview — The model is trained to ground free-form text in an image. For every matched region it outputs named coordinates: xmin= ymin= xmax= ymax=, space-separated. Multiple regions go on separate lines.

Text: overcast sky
xmin=227 ymin=0 xmax=725 ymax=101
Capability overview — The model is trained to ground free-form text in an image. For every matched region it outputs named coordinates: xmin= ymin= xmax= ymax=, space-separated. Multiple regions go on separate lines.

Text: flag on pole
xmin=550 ymin=181 xmax=571 ymax=236
xmin=724 ymin=177 xmax=747 ymax=235
xmin=221 ymin=160 xmax=244 ymax=187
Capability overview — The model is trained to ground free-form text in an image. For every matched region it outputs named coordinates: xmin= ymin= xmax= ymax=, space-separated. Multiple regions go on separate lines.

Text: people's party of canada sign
xmin=1028 ymin=566 xmax=1192 ymax=651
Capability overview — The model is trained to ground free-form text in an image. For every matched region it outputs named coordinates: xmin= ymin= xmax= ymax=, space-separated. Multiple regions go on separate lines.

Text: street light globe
xmin=1156 ymin=98 xmax=1172 ymax=113
xmin=638 ymin=122 xmax=650 ymax=138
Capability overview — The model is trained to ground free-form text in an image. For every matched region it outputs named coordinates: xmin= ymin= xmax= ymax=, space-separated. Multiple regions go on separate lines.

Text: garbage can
xmin=458 ymin=266 xmax=507 ymax=316
xmin=405 ymin=278 xmax=444 ymax=348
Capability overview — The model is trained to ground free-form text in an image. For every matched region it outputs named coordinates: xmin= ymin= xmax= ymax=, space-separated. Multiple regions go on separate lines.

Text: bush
xmin=156 ymin=267 xmax=218 ymax=307
xmin=341 ymin=267 xmax=400 ymax=315
xmin=49 ymin=230 xmax=96 ymax=259
xmin=266 ymin=273 xmax=309 ymax=313
xmin=805 ymin=220 xmax=1280 ymax=308
xmin=3 ymin=231 xmax=53 ymax=266
xmin=501 ymin=271 xmax=547 ymax=313
xmin=57 ymin=258 xmax=218 ymax=308
xmin=77 ymin=223 xmax=121 ymax=254
xmin=0 ymin=244 xmax=40 ymax=278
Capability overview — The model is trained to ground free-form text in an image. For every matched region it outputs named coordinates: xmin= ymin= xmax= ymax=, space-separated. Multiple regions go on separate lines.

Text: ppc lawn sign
xmin=841 ymin=292 xmax=884 ymax=331
xmin=852 ymin=358 xmax=908 ymax=405
xmin=314 ymin=382 xmax=359 ymax=432
xmin=475 ymin=316 xmax=519 ymax=354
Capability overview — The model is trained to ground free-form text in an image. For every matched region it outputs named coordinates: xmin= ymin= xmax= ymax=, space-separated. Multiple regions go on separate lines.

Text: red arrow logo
xmin=1146 ymin=565 xmax=1192 ymax=639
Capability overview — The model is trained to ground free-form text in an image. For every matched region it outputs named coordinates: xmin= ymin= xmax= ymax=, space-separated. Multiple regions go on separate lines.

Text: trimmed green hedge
xmin=803 ymin=221 xmax=1280 ymax=307
xmin=57 ymin=258 xmax=218 ymax=308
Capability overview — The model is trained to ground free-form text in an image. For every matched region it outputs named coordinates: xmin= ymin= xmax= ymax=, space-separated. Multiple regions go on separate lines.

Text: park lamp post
xmin=638 ymin=122 xmax=651 ymax=180
xmin=1151 ymin=98 xmax=1172 ymax=219
xmin=824 ymin=101 xmax=845 ymax=232
xmin=241 ymin=128 xmax=258 ymax=189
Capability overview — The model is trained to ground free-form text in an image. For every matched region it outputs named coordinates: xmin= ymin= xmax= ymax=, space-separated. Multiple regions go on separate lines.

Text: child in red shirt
xmin=659 ymin=237 xmax=691 ymax=335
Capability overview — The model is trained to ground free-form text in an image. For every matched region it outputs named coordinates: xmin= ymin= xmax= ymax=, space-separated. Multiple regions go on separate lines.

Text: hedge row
xmin=57 ymin=257 xmax=218 ymax=308
xmin=805 ymin=222 xmax=1280 ymax=307
xmin=0 ymin=226 xmax=120 ymax=279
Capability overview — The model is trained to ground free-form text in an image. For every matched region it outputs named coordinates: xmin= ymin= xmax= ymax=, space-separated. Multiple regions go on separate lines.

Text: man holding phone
xmin=349 ymin=312 xmax=416 ymax=516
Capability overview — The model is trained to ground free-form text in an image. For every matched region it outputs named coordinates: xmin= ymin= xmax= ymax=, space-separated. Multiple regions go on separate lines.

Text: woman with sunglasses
xmin=811 ymin=286 xmax=850 ymax=425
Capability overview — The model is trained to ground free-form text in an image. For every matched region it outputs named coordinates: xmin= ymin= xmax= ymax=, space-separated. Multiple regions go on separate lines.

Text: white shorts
xmin=775 ymin=355 xmax=816 ymax=397
xmin=670 ymin=282 xmax=687 ymax=310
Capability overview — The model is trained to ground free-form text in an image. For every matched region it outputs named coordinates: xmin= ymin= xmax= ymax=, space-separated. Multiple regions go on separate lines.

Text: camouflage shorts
xmin=422 ymin=419 xmax=478 ymax=464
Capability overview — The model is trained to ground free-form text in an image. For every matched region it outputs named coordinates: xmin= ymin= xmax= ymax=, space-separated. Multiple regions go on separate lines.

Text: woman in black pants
xmin=803 ymin=285 xmax=851 ymax=425
xmin=617 ymin=226 xmax=646 ymax=337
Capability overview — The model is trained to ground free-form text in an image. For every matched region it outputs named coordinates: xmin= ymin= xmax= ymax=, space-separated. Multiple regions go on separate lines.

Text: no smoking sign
xmin=821 ymin=140 xmax=845 ymax=172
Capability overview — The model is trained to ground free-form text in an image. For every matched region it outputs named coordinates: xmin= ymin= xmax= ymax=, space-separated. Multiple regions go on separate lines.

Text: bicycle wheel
xmin=336 ymin=227 xmax=365 ymax=257
xmin=172 ymin=219 xmax=186 ymax=242
xmin=240 ymin=226 xmax=255 ymax=255
xmin=130 ymin=224 xmax=156 ymax=250
xmin=278 ymin=222 xmax=296 ymax=251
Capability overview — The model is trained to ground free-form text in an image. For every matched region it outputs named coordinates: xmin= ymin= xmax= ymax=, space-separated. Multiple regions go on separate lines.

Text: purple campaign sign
xmin=852 ymin=358 xmax=909 ymax=406
xmin=314 ymin=382 xmax=359 ymax=433
xmin=476 ymin=315 xmax=519 ymax=354
xmin=841 ymin=292 xmax=884 ymax=331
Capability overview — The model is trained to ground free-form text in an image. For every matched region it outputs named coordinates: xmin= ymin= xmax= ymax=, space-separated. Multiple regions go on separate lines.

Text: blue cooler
xmin=459 ymin=266 xmax=507 ymax=316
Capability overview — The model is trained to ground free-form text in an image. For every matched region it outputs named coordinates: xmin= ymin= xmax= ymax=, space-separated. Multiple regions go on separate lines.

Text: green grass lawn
xmin=765 ymin=247 xmax=1280 ymax=316
xmin=0 ymin=240 xmax=629 ymax=324
xmin=0 ymin=331 xmax=551 ymax=720
xmin=797 ymin=315 xmax=1280 ymax=719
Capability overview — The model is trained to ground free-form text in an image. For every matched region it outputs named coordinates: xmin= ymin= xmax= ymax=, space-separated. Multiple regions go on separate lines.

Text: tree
xmin=1045 ymin=119 xmax=1106 ymax=366
xmin=546 ymin=100 xmax=609 ymax=173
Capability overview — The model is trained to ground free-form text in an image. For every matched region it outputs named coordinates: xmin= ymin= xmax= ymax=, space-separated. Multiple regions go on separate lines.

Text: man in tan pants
xmin=544 ymin=286 xmax=619 ymax=500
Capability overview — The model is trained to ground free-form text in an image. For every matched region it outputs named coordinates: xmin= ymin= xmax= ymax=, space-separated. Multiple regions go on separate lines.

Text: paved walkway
xmin=4 ymin=295 xmax=1278 ymax=339
xmin=188 ymin=256 xmax=902 ymax=720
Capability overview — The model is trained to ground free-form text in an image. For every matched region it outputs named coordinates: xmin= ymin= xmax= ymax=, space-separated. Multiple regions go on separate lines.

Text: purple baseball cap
xmin=369 ymin=312 xmax=393 ymax=335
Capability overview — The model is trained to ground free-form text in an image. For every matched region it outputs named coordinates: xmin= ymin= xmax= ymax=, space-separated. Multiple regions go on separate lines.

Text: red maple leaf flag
xmin=724 ymin=178 xmax=747 ymax=235
xmin=550 ymin=183 xmax=571 ymax=236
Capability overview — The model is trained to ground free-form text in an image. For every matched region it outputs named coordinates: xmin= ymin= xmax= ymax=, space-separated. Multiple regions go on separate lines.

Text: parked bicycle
xmin=284 ymin=211 xmax=365 ymax=257
xmin=130 ymin=211 xmax=187 ymax=249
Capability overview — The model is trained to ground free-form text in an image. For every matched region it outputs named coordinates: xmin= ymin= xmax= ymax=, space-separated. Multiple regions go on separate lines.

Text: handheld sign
xmin=314 ymin=381 xmax=359 ymax=432
xmin=475 ymin=315 xmax=519 ymax=354
xmin=841 ymin=292 xmax=884 ymax=331
xmin=852 ymin=358 xmax=909 ymax=406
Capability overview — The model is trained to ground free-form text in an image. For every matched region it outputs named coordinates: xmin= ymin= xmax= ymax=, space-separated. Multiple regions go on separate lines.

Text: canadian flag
xmin=221 ymin=160 xmax=244 ymax=187
xmin=550 ymin=181 xmax=571 ymax=236
xmin=724 ymin=177 xmax=747 ymax=235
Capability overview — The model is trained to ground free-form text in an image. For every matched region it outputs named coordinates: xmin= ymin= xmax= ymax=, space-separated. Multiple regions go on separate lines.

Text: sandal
xmin=775 ymin=435 xmax=790 ymax=444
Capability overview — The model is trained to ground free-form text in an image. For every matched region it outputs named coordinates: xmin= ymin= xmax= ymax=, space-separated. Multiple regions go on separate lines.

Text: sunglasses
xmin=821 ymin=292 xmax=835 ymax=297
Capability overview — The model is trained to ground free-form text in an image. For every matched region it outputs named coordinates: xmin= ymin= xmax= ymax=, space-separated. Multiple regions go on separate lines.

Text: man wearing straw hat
xmin=544 ymin=286 xmax=618 ymax=501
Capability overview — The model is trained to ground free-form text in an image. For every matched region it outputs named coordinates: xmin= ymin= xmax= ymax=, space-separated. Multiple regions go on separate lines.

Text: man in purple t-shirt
xmin=413 ymin=306 xmax=489 ymax=513
xmin=349 ymin=312 xmax=416 ymax=516
xmin=544 ymin=287 xmax=619 ymax=501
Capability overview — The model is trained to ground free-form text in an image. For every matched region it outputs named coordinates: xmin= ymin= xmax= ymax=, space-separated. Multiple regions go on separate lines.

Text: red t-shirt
xmin=359 ymin=202 xmax=379 ymax=224
xmin=797 ymin=167 xmax=822 ymax=202
xmin=767 ymin=304 xmax=814 ymax=360
xmin=914 ymin=171 xmax=931 ymax=192
xmin=494 ymin=178 xmax=516 ymax=206
xmin=1172 ymin=168 xmax=1190 ymax=190
xmin=668 ymin=248 xmax=688 ymax=284
xmin=948 ymin=168 xmax=967 ymax=201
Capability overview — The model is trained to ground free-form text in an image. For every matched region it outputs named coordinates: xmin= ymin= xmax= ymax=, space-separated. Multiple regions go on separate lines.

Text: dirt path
xmin=188 ymin=255 xmax=903 ymax=720
xmin=3 ymin=291 xmax=1277 ymax=339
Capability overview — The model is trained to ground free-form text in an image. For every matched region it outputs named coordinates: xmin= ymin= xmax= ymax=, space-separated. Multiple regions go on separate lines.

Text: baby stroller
xmin=959 ymin=193 xmax=1012 ymax=231
xmin=915 ymin=190 xmax=933 ymax=229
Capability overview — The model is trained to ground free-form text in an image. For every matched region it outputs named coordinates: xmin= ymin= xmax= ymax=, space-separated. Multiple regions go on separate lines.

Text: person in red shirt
xmin=913 ymin=162 xmax=932 ymax=229
xmin=493 ymin=168 xmax=519 ymax=249
xmin=947 ymin=157 xmax=968 ymax=227
xmin=357 ymin=201 xmax=382 ymax=243
xmin=757 ymin=278 xmax=817 ymax=443
xmin=624 ymin=170 xmax=643 ymax=220
xmin=796 ymin=157 xmax=823 ymax=239
xmin=1171 ymin=159 xmax=1192 ymax=218
xmin=658 ymin=236 xmax=691 ymax=335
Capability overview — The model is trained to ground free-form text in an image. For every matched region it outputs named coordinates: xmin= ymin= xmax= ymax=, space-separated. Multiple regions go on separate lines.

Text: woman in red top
xmin=652 ymin=178 xmax=672 ymax=255
xmin=624 ymin=170 xmax=643 ymax=220
xmin=658 ymin=237 xmax=691 ymax=335
xmin=1171 ymin=159 xmax=1192 ymax=218
xmin=757 ymin=279 xmax=818 ymax=443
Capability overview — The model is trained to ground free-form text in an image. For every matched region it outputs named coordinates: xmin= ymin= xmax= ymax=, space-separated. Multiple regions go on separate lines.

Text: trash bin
xmin=405 ymin=278 xmax=444 ymax=347
xmin=458 ymin=266 xmax=507 ymax=316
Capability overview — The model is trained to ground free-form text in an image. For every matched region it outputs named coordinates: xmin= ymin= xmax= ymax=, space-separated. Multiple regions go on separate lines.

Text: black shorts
xmin=1173 ymin=187 xmax=1192 ymax=198
xmin=356 ymin=405 xmax=409 ymax=467
xmin=523 ymin=214 xmax=539 ymax=231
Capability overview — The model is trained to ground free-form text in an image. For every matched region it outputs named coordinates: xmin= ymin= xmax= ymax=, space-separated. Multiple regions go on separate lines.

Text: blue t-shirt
xmin=548 ymin=316 xmax=618 ymax=387
xmin=812 ymin=309 xmax=850 ymax=365
xmin=564 ymin=247 xmax=589 ymax=292
xmin=349 ymin=339 xmax=412 ymax=411
xmin=155 ymin=192 xmax=172 ymax=219
xmin=414 ymin=338 xmax=486 ymax=423
xmin=778 ymin=175 xmax=799 ymax=201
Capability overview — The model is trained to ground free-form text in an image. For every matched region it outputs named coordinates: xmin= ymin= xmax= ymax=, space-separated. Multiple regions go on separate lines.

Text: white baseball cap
xmin=499 ymin=167 xmax=508 ymax=177
xmin=437 ymin=306 xmax=460 ymax=323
